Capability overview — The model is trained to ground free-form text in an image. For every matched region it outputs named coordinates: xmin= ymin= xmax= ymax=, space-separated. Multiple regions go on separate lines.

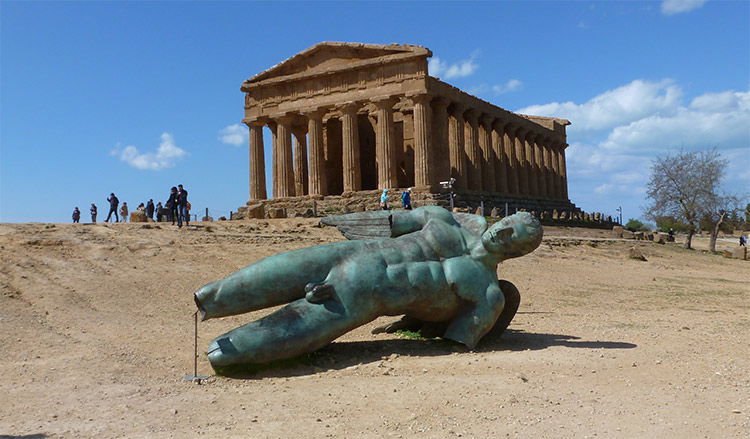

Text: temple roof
xmin=243 ymin=42 xmax=431 ymax=88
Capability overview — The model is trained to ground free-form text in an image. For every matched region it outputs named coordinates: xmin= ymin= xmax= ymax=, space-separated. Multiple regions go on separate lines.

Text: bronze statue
xmin=194 ymin=207 xmax=542 ymax=368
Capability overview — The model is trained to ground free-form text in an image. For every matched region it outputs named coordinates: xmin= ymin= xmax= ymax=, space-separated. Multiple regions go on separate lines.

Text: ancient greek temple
xmin=240 ymin=42 xmax=576 ymax=213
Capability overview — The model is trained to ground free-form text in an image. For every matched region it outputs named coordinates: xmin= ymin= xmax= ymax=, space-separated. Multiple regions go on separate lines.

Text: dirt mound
xmin=1 ymin=220 xmax=747 ymax=438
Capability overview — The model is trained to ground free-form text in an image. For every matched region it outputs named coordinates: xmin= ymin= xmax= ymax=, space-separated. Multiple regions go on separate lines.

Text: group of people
xmin=71 ymin=184 xmax=190 ymax=226
xmin=380 ymin=188 xmax=412 ymax=210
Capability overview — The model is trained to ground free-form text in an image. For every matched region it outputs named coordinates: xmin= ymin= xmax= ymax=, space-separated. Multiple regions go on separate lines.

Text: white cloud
xmin=428 ymin=50 xmax=480 ymax=80
xmin=527 ymin=80 xmax=749 ymax=218
xmin=661 ymin=0 xmax=708 ymax=15
xmin=518 ymin=79 xmax=683 ymax=133
xmin=110 ymin=132 xmax=187 ymax=170
xmin=219 ymin=123 xmax=248 ymax=146
xmin=492 ymin=79 xmax=523 ymax=95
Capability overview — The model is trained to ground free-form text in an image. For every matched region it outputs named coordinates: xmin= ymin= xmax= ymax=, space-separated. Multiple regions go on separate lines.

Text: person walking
xmin=120 ymin=202 xmax=129 ymax=223
xmin=72 ymin=207 xmax=81 ymax=223
xmin=90 ymin=203 xmax=97 ymax=223
xmin=741 ymin=235 xmax=747 ymax=247
xmin=166 ymin=187 xmax=178 ymax=224
xmin=177 ymin=184 xmax=189 ymax=227
xmin=105 ymin=193 xmax=119 ymax=222
xmin=155 ymin=201 xmax=163 ymax=222
xmin=401 ymin=188 xmax=412 ymax=210
xmin=146 ymin=199 xmax=155 ymax=221
xmin=380 ymin=189 xmax=389 ymax=210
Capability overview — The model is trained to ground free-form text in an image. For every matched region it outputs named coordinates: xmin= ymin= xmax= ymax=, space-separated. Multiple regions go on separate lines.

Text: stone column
xmin=269 ymin=121 xmax=278 ymax=198
xmin=274 ymin=115 xmax=295 ymax=198
xmin=339 ymin=102 xmax=362 ymax=192
xmin=504 ymin=124 xmax=518 ymax=195
xmin=292 ymin=125 xmax=308 ymax=197
xmin=480 ymin=114 xmax=496 ymax=193
xmin=550 ymin=140 xmax=561 ymax=200
xmin=492 ymin=120 xmax=508 ymax=194
xmin=543 ymin=138 xmax=554 ymax=199
xmin=536 ymin=137 xmax=548 ymax=199
xmin=560 ymin=143 xmax=569 ymax=200
xmin=526 ymin=132 xmax=538 ymax=197
xmin=464 ymin=109 xmax=482 ymax=191
xmin=247 ymin=121 xmax=267 ymax=200
xmin=514 ymin=126 xmax=528 ymax=196
xmin=410 ymin=93 xmax=434 ymax=189
xmin=373 ymin=97 xmax=398 ymax=189
xmin=432 ymin=97 xmax=450 ymax=182
xmin=448 ymin=103 xmax=466 ymax=190
xmin=304 ymin=109 xmax=327 ymax=196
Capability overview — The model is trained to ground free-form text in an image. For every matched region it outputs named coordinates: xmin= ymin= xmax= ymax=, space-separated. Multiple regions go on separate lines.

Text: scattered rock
xmin=611 ymin=226 xmax=623 ymax=238
xmin=628 ymin=246 xmax=647 ymax=261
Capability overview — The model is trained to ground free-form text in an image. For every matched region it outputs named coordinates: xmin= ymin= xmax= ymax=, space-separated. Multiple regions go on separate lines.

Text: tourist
xmin=380 ymin=189 xmax=389 ymax=210
xmin=166 ymin=187 xmax=178 ymax=224
xmin=72 ymin=207 xmax=81 ymax=223
xmin=120 ymin=202 xmax=129 ymax=223
xmin=105 ymin=193 xmax=119 ymax=223
xmin=177 ymin=184 xmax=189 ymax=227
xmin=90 ymin=203 xmax=97 ymax=223
xmin=137 ymin=202 xmax=146 ymax=213
xmin=155 ymin=201 xmax=163 ymax=222
xmin=401 ymin=188 xmax=412 ymax=210
xmin=740 ymin=235 xmax=747 ymax=247
xmin=146 ymin=199 xmax=155 ymax=221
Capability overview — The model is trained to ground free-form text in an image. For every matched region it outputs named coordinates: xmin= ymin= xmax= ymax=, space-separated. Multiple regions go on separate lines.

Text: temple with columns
xmin=239 ymin=42 xmax=578 ymax=215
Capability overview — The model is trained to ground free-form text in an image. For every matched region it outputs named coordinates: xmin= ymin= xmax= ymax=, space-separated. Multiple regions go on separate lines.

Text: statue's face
xmin=482 ymin=212 xmax=543 ymax=258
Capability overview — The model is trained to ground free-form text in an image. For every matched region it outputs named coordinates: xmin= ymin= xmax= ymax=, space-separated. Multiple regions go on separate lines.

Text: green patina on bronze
xmin=194 ymin=207 xmax=542 ymax=369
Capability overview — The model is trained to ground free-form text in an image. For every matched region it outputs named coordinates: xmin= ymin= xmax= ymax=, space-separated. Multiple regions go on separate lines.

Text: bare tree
xmin=645 ymin=149 xmax=740 ymax=250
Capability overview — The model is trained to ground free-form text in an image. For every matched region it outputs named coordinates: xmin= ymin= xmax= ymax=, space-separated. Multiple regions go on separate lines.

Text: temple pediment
xmin=244 ymin=42 xmax=431 ymax=87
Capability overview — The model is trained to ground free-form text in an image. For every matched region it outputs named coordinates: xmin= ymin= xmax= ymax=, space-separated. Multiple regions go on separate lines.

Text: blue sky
xmin=2 ymin=0 xmax=748 ymax=223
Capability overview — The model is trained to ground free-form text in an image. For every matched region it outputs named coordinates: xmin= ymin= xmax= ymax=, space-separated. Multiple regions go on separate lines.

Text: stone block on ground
xmin=621 ymin=230 xmax=635 ymax=239
xmin=653 ymin=233 xmax=666 ymax=244
xmin=732 ymin=246 xmax=747 ymax=260
xmin=202 ymin=216 xmax=214 ymax=222
xmin=130 ymin=211 xmax=148 ymax=223
xmin=267 ymin=207 xmax=287 ymax=219
xmin=628 ymin=246 xmax=647 ymax=261
xmin=612 ymin=226 xmax=623 ymax=238
xmin=634 ymin=231 xmax=645 ymax=240
xmin=722 ymin=249 xmax=734 ymax=258
xmin=245 ymin=204 xmax=265 ymax=219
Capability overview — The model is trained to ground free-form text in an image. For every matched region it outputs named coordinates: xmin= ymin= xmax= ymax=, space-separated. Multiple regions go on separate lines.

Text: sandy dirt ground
xmin=0 ymin=218 xmax=748 ymax=438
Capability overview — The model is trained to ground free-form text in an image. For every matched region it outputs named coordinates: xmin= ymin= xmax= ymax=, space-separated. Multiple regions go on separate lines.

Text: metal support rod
xmin=193 ymin=311 xmax=198 ymax=377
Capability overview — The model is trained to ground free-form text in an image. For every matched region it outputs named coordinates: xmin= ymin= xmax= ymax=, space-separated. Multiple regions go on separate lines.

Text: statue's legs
xmin=194 ymin=242 xmax=359 ymax=320
xmin=206 ymin=294 xmax=377 ymax=367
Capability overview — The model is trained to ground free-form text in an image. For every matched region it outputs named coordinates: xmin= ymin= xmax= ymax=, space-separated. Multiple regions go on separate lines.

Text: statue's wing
xmin=320 ymin=211 xmax=393 ymax=240
xmin=451 ymin=212 xmax=488 ymax=236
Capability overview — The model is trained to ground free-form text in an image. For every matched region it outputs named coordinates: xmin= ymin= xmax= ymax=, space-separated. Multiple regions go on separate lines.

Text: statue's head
xmin=481 ymin=212 xmax=543 ymax=259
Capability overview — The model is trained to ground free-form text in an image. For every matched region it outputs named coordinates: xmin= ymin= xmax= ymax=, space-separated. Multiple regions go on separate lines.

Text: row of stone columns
xmin=444 ymin=103 xmax=568 ymax=200
xmin=247 ymin=93 xmax=568 ymax=201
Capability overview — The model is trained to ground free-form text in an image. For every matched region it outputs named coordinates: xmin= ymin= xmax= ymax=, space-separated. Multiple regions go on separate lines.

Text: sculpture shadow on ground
xmin=0 ymin=435 xmax=48 ymax=439
xmin=217 ymin=329 xmax=637 ymax=379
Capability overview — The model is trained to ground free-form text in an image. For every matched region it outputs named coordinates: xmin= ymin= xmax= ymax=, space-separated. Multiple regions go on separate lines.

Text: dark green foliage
xmin=624 ymin=218 xmax=649 ymax=232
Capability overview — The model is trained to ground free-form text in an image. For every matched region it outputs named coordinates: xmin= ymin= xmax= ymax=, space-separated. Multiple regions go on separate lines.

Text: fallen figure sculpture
xmin=193 ymin=206 xmax=542 ymax=368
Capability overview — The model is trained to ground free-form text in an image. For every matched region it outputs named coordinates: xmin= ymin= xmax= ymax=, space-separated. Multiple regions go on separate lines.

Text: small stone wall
xmin=235 ymin=188 xmax=581 ymax=220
